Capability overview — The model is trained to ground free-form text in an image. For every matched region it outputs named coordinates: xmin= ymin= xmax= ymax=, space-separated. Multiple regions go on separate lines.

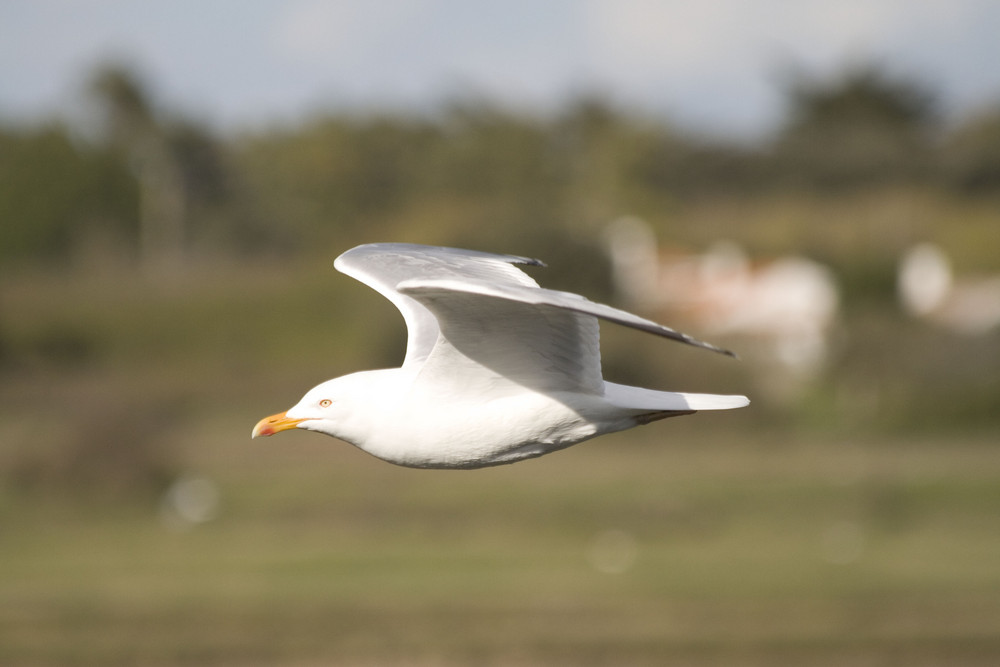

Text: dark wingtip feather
xmin=656 ymin=323 xmax=738 ymax=359
xmin=692 ymin=338 xmax=739 ymax=359
xmin=517 ymin=256 xmax=546 ymax=268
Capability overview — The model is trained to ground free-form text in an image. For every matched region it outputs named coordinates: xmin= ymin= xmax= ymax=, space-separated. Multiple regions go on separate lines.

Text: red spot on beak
xmin=251 ymin=410 xmax=304 ymax=439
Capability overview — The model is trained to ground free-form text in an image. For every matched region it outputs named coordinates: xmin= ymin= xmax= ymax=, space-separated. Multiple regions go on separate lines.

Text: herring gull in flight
xmin=252 ymin=243 xmax=748 ymax=468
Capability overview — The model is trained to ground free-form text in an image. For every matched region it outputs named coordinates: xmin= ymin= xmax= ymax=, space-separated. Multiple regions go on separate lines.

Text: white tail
xmin=604 ymin=382 xmax=748 ymax=412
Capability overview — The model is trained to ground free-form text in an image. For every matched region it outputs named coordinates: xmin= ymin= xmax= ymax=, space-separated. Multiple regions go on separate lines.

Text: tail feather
xmin=604 ymin=381 xmax=749 ymax=413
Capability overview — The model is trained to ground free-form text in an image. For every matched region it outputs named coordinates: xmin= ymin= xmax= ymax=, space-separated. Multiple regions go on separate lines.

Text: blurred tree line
xmin=2 ymin=61 xmax=998 ymax=500
xmin=3 ymin=61 xmax=1000 ymax=272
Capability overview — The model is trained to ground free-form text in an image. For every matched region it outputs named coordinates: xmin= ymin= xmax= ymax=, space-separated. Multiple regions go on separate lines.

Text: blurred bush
xmin=8 ymin=391 xmax=184 ymax=501
xmin=0 ymin=123 xmax=136 ymax=265
xmin=3 ymin=60 xmax=1000 ymax=270
xmin=771 ymin=64 xmax=939 ymax=189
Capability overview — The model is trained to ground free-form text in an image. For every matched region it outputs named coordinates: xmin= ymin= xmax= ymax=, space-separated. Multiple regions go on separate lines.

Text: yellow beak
xmin=251 ymin=410 xmax=304 ymax=439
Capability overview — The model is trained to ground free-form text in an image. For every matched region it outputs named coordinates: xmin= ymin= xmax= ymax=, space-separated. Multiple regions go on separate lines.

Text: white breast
xmin=361 ymin=389 xmax=605 ymax=469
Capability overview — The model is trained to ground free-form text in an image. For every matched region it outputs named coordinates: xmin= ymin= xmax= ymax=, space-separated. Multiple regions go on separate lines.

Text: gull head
xmin=251 ymin=371 xmax=390 ymax=443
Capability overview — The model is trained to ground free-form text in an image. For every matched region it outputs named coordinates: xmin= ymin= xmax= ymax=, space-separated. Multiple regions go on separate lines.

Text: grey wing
xmin=333 ymin=243 xmax=545 ymax=368
xmin=398 ymin=280 xmax=605 ymax=396
xmin=397 ymin=277 xmax=735 ymax=398
xmin=399 ymin=278 xmax=737 ymax=360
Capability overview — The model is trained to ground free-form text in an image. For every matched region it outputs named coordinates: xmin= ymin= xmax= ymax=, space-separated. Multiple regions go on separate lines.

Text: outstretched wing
xmin=399 ymin=279 xmax=606 ymax=396
xmin=334 ymin=243 xmax=545 ymax=368
xmin=398 ymin=277 xmax=734 ymax=397
xmin=335 ymin=243 xmax=735 ymax=398
xmin=400 ymin=278 xmax=735 ymax=357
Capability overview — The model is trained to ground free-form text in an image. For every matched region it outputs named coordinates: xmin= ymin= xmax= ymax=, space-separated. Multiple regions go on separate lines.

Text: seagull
xmin=252 ymin=243 xmax=748 ymax=469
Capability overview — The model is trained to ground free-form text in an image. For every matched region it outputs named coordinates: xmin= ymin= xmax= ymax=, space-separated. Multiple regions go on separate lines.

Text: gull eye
xmin=319 ymin=399 xmax=332 ymax=408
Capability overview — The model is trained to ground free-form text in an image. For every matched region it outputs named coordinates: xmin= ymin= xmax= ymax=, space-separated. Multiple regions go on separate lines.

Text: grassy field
xmin=2 ymin=426 xmax=1000 ymax=666
xmin=2 ymin=255 xmax=999 ymax=665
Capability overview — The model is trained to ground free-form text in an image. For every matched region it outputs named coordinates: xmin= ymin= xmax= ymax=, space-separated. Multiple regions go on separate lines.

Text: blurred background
xmin=2 ymin=2 xmax=999 ymax=665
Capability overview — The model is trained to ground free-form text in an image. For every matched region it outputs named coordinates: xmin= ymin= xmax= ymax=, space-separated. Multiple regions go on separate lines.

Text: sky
xmin=2 ymin=0 xmax=1000 ymax=138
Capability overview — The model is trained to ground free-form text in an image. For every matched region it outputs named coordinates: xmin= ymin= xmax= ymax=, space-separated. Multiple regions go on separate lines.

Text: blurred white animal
xmin=898 ymin=243 xmax=1000 ymax=334
xmin=606 ymin=217 xmax=839 ymax=373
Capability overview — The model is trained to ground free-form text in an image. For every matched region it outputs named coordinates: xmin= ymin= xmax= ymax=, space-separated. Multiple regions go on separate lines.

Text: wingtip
xmin=683 ymin=334 xmax=739 ymax=360
xmin=516 ymin=255 xmax=546 ymax=269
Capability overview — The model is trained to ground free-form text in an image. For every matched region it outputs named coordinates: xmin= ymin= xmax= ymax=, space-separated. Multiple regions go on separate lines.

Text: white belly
xmin=360 ymin=390 xmax=615 ymax=469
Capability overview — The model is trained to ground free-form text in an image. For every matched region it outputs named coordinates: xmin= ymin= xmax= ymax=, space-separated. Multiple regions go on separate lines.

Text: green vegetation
xmin=1 ymin=61 xmax=998 ymax=665
xmin=2 ymin=421 xmax=999 ymax=665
